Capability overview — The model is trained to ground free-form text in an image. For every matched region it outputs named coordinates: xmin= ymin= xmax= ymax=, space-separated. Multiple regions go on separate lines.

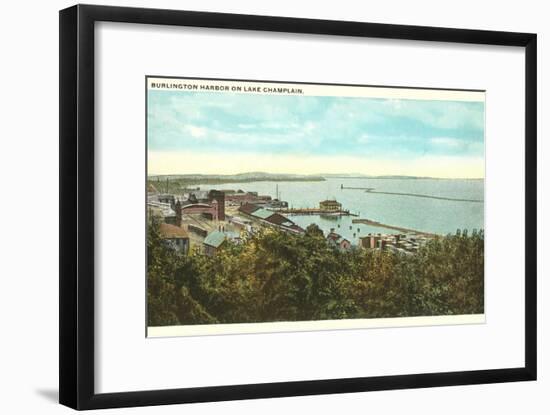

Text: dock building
xmin=238 ymin=203 xmax=304 ymax=234
xmin=319 ymin=199 xmax=342 ymax=212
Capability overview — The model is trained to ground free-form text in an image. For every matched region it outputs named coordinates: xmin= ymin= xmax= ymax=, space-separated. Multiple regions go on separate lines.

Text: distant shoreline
xmin=328 ymin=176 xmax=484 ymax=181
xmin=147 ymin=173 xmax=484 ymax=183
xmin=147 ymin=175 xmax=326 ymax=191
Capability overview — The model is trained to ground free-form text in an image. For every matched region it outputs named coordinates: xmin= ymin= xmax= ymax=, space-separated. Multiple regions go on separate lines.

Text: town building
xmin=157 ymin=194 xmax=175 ymax=206
xmin=179 ymin=202 xmax=221 ymax=220
xmin=238 ymin=203 xmax=262 ymax=216
xmin=263 ymin=199 xmax=289 ymax=209
xmin=238 ymin=204 xmax=304 ymax=234
xmin=147 ymin=200 xmax=176 ymax=224
xmin=203 ymin=230 xmax=227 ymax=256
xmin=225 ymin=192 xmax=272 ymax=206
xmin=359 ymin=232 xmax=431 ymax=255
xmin=360 ymin=233 xmax=382 ymax=249
xmin=188 ymin=224 xmax=208 ymax=238
xmin=326 ymin=231 xmax=351 ymax=250
xmin=208 ymin=190 xmax=226 ymax=221
xmin=159 ymin=223 xmax=190 ymax=255
xmin=319 ymin=199 xmax=342 ymax=212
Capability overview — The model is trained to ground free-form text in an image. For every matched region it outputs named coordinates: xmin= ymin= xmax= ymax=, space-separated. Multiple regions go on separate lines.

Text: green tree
xmin=147 ymin=222 xmax=484 ymax=326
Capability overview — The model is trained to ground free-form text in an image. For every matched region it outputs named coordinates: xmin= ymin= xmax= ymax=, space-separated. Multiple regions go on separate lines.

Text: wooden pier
xmin=272 ymin=208 xmax=358 ymax=216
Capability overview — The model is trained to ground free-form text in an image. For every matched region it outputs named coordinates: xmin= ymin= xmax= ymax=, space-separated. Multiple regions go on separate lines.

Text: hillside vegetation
xmin=147 ymin=221 xmax=484 ymax=326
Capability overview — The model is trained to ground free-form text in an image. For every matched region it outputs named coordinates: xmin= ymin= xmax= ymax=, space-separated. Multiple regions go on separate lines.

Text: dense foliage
xmin=147 ymin=220 xmax=484 ymax=326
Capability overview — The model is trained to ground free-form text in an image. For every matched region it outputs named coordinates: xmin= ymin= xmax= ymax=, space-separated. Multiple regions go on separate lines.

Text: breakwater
xmin=341 ymin=185 xmax=483 ymax=203
xmin=351 ymin=218 xmax=437 ymax=237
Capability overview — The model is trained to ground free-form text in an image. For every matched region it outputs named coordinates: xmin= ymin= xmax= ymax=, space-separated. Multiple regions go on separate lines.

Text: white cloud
xmin=303 ymin=121 xmax=316 ymax=133
xmin=237 ymin=123 xmax=256 ymax=130
xmin=149 ymin=91 xmax=484 ymax=157
xmin=430 ymin=137 xmax=462 ymax=148
xmin=186 ymin=125 xmax=207 ymax=138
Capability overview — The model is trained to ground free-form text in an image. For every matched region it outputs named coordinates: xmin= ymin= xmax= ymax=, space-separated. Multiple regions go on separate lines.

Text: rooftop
xmin=252 ymin=208 xmax=277 ymax=220
xmin=159 ymin=223 xmax=189 ymax=239
xmin=327 ymin=232 xmax=349 ymax=244
xmin=238 ymin=203 xmax=262 ymax=215
xmin=203 ymin=231 xmax=227 ymax=248
xmin=288 ymin=224 xmax=305 ymax=233
xmin=181 ymin=202 xmax=212 ymax=209
xmin=264 ymin=213 xmax=295 ymax=228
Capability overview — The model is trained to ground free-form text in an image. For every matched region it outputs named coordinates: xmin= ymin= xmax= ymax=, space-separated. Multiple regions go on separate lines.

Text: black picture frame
xmin=59 ymin=4 xmax=537 ymax=410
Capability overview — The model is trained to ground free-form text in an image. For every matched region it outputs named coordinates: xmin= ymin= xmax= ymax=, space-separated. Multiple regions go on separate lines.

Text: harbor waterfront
xmin=146 ymin=77 xmax=486 ymax=331
xmin=195 ymin=177 xmax=484 ymax=243
xmin=146 ymin=173 xmax=485 ymax=327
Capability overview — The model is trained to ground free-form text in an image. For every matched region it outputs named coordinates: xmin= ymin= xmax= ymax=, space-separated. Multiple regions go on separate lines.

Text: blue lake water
xmin=200 ymin=178 xmax=484 ymax=244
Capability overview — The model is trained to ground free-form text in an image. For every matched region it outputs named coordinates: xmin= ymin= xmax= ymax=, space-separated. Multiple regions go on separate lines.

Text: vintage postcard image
xmin=146 ymin=77 xmax=485 ymax=337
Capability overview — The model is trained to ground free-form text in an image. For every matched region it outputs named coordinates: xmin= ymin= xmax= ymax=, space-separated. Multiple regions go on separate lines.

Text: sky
xmin=147 ymin=89 xmax=485 ymax=178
